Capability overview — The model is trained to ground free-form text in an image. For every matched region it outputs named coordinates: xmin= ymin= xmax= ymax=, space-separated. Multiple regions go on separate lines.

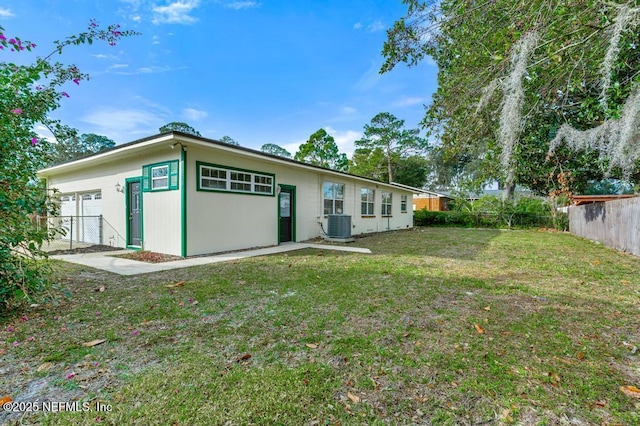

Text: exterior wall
xmin=413 ymin=195 xmax=450 ymax=211
xmin=43 ymin=135 xmax=415 ymax=258
xmin=185 ymin=145 xmax=414 ymax=256
xmin=44 ymin=150 xmax=183 ymax=256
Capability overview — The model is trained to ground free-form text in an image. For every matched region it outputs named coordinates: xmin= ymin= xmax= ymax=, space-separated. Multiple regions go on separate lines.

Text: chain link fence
xmin=35 ymin=215 xmax=126 ymax=252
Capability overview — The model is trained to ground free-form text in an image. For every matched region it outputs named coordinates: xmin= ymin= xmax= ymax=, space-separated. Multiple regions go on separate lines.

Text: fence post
xmin=99 ymin=214 xmax=103 ymax=245
xmin=69 ymin=216 xmax=73 ymax=250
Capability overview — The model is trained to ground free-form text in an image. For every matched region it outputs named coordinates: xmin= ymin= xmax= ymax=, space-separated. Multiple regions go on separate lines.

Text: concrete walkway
xmin=50 ymin=242 xmax=372 ymax=276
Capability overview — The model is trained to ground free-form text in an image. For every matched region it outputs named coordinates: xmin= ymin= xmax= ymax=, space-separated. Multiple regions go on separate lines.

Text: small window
xmin=94 ymin=193 xmax=102 ymax=200
xmin=142 ymin=160 xmax=179 ymax=192
xmin=361 ymin=188 xmax=374 ymax=216
xmin=82 ymin=194 xmax=92 ymax=200
xmin=382 ymin=191 xmax=392 ymax=216
xmin=151 ymin=165 xmax=169 ymax=190
xmin=323 ymin=181 xmax=344 ymax=215
xmin=401 ymin=195 xmax=408 ymax=213
xmin=60 ymin=196 xmax=70 ymax=202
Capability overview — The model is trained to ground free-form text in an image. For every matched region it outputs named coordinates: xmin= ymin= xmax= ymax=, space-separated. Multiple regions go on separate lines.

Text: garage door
xmin=59 ymin=192 xmax=102 ymax=244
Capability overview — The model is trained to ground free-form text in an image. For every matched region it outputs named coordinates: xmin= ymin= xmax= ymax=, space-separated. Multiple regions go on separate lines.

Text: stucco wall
xmin=185 ymin=145 xmax=414 ymax=256
xmin=43 ymin=150 xmax=183 ymax=256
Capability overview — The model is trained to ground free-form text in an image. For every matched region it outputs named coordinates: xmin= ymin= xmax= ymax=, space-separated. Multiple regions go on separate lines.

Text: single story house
xmin=413 ymin=190 xmax=452 ymax=211
xmin=38 ymin=132 xmax=415 ymax=257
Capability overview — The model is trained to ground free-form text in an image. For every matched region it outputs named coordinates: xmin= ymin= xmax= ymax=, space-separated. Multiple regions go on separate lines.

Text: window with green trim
xmin=197 ymin=162 xmax=274 ymax=196
xmin=401 ymin=195 xmax=408 ymax=213
xmin=142 ymin=160 xmax=179 ymax=192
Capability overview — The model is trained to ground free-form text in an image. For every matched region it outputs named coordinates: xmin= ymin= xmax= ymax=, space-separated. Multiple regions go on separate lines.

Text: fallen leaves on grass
xmin=347 ymin=392 xmax=360 ymax=404
xmin=474 ymin=323 xmax=485 ymax=334
xmin=620 ymin=385 xmax=640 ymax=398
xmin=305 ymin=343 xmax=319 ymax=349
xmin=94 ymin=286 xmax=106 ymax=292
xmin=82 ymin=339 xmax=106 ymax=347
xmin=166 ymin=281 xmax=186 ymax=288
xmin=37 ymin=362 xmax=53 ymax=372
xmin=0 ymin=395 xmax=13 ymax=405
xmin=236 ymin=353 xmax=252 ymax=362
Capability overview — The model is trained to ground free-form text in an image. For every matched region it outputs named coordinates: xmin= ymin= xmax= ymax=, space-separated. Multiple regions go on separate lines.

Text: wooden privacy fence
xmin=569 ymin=196 xmax=640 ymax=256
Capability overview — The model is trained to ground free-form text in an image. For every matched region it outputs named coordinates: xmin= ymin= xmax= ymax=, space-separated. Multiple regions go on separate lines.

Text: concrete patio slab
xmin=50 ymin=242 xmax=371 ymax=276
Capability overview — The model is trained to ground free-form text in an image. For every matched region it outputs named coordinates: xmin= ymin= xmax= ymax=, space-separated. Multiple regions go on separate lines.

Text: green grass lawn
xmin=1 ymin=228 xmax=639 ymax=425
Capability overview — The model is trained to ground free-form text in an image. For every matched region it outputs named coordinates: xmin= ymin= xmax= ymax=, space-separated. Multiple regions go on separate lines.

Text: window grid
xmin=361 ymin=188 xmax=375 ymax=216
xmin=151 ymin=165 xmax=169 ymax=190
xmin=382 ymin=191 xmax=392 ymax=216
xmin=323 ymin=181 xmax=344 ymax=215
xmin=401 ymin=195 xmax=408 ymax=212
xmin=199 ymin=165 xmax=273 ymax=195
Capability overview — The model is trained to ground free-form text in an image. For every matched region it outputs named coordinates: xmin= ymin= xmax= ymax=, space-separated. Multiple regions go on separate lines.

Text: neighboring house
xmin=413 ymin=190 xmax=452 ymax=211
xmin=38 ymin=132 xmax=415 ymax=257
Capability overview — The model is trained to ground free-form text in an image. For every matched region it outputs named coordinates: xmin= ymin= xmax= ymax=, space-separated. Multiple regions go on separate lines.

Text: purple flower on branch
xmin=61 ymin=92 xmax=70 ymax=98
xmin=10 ymin=108 xmax=22 ymax=115
xmin=73 ymin=78 xmax=80 ymax=85
xmin=31 ymin=138 xmax=38 ymax=146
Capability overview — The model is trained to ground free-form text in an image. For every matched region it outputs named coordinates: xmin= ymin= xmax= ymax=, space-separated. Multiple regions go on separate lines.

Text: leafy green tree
xmin=159 ymin=121 xmax=201 ymax=137
xmin=349 ymin=147 xmax=388 ymax=181
xmin=393 ymin=155 xmax=430 ymax=188
xmin=220 ymin=135 xmax=239 ymax=146
xmin=382 ymin=0 xmax=640 ymax=197
xmin=47 ymin=129 xmax=115 ymax=166
xmin=0 ymin=22 xmax=136 ymax=309
xmin=261 ymin=143 xmax=291 ymax=158
xmin=355 ymin=112 xmax=427 ymax=183
xmin=294 ymin=129 xmax=348 ymax=171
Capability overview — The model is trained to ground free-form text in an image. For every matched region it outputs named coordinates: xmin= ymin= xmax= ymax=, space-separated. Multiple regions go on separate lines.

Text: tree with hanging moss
xmin=383 ymin=0 xmax=640 ymax=198
xmin=0 ymin=22 xmax=137 ymax=310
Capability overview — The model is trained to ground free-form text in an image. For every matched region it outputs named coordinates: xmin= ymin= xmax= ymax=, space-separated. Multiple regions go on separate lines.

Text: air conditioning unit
xmin=327 ymin=214 xmax=351 ymax=238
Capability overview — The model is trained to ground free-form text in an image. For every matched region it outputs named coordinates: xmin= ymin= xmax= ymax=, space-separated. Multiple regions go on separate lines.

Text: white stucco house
xmin=38 ymin=132 xmax=416 ymax=257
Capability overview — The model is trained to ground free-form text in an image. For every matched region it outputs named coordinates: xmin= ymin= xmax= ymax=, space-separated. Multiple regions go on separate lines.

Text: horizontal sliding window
xmin=197 ymin=162 xmax=274 ymax=196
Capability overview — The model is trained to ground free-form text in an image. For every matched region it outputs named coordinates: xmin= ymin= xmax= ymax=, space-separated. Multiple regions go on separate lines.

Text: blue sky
xmin=1 ymin=1 xmax=437 ymax=156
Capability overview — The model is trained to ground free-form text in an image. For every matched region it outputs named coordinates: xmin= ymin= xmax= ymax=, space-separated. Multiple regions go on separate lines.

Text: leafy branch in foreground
xmin=0 ymin=21 xmax=138 ymax=310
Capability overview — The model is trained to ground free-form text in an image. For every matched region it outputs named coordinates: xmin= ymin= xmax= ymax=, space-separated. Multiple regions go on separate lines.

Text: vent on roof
xmin=327 ymin=214 xmax=351 ymax=238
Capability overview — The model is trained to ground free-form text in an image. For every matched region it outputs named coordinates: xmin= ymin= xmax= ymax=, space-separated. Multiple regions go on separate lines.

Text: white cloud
xmin=324 ymin=126 xmax=362 ymax=157
xmin=366 ymin=21 xmax=385 ymax=33
xmin=152 ymin=35 xmax=161 ymax=45
xmin=109 ymin=63 xmax=130 ymax=70
xmin=131 ymin=15 xmax=142 ymax=22
xmin=152 ymin=0 xmax=200 ymax=24
xmin=341 ymin=106 xmax=357 ymax=115
xmin=0 ymin=7 xmax=14 ymax=18
xmin=354 ymin=20 xmax=386 ymax=33
xmin=226 ymin=1 xmax=260 ymax=10
xmin=353 ymin=61 xmax=381 ymax=91
xmin=81 ymin=108 xmax=164 ymax=142
xmin=182 ymin=107 xmax=208 ymax=121
xmin=111 ymin=65 xmax=172 ymax=75
xmin=392 ymin=96 xmax=425 ymax=108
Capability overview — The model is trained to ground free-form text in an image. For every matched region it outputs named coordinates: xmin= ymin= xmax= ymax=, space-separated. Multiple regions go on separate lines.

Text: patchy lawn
xmin=1 ymin=228 xmax=639 ymax=425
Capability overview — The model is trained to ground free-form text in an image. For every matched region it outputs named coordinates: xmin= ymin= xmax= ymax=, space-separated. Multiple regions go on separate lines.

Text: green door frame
xmin=277 ymin=184 xmax=296 ymax=244
xmin=125 ymin=176 xmax=143 ymax=249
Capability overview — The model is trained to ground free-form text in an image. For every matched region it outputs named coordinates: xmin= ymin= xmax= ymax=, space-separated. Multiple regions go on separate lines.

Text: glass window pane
xmin=335 ymin=184 xmax=344 ymax=200
xmin=335 ymin=200 xmax=343 ymax=214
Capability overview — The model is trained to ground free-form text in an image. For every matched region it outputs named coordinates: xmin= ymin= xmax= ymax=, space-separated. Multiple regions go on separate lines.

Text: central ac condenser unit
xmin=327 ymin=214 xmax=351 ymax=238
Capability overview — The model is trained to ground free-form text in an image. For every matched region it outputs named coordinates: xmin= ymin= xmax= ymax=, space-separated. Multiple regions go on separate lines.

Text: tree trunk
xmin=386 ymin=146 xmax=393 ymax=183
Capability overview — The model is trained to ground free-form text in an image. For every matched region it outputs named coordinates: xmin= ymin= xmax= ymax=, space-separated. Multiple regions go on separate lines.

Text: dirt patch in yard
xmin=112 ymin=251 xmax=183 ymax=263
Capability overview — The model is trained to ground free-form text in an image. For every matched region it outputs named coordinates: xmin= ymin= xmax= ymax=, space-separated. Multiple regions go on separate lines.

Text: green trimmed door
xmin=279 ymin=186 xmax=294 ymax=243
xmin=127 ymin=180 xmax=142 ymax=246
